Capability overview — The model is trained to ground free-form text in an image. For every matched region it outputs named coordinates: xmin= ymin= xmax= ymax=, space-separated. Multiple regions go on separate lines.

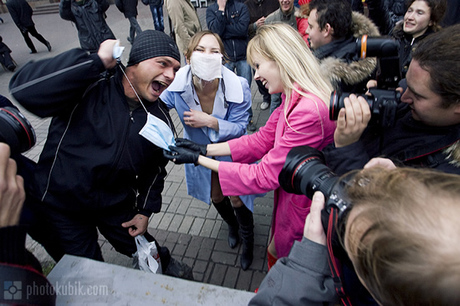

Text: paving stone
xmin=236 ymin=270 xmax=253 ymax=291
xmin=168 ymin=214 xmax=184 ymax=232
xmin=222 ymin=266 xmax=240 ymax=288
xmin=193 ymin=259 xmax=209 ymax=274
xmin=200 ymin=219 xmax=217 ymax=237
xmin=209 ymin=264 xmax=227 ymax=286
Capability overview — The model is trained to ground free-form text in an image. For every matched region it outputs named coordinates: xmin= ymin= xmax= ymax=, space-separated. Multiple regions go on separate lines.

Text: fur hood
xmin=295 ymin=4 xmax=309 ymax=19
xmin=320 ymin=12 xmax=380 ymax=89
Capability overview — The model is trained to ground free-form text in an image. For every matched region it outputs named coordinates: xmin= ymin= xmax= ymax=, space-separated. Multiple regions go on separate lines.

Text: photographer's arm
xmin=249 ymin=192 xmax=336 ymax=305
xmin=0 ymin=143 xmax=28 ymax=265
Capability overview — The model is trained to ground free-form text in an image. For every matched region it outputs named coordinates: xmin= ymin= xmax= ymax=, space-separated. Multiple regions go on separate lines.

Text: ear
xmin=323 ymin=23 xmax=334 ymax=37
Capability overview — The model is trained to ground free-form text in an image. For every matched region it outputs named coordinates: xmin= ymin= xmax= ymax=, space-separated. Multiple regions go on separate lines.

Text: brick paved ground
xmin=0 ymin=1 xmax=274 ymax=293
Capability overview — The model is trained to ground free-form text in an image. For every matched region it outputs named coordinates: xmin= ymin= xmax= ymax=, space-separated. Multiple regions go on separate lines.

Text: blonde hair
xmin=247 ymin=23 xmax=333 ymax=109
xmin=345 ymin=167 xmax=460 ymax=305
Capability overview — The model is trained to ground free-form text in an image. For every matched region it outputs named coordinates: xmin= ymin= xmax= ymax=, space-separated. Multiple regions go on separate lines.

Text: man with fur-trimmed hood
xmin=306 ymin=0 xmax=380 ymax=93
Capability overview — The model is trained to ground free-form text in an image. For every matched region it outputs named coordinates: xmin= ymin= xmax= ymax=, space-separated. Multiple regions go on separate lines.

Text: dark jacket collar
xmin=313 ymin=35 xmax=356 ymax=61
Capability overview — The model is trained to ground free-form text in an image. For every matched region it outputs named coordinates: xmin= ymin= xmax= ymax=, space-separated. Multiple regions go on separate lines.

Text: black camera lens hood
xmin=0 ymin=107 xmax=36 ymax=154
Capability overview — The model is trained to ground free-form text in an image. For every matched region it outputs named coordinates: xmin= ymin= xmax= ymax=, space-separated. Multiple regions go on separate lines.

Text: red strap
xmin=327 ymin=208 xmax=353 ymax=306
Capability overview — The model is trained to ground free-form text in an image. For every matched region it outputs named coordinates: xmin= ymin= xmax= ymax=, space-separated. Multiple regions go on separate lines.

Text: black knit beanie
xmin=127 ymin=30 xmax=180 ymax=67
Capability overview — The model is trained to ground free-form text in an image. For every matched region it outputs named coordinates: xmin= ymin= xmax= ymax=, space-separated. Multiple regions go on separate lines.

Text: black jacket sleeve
xmin=0 ymin=226 xmax=28 ymax=265
xmin=9 ymin=49 xmax=106 ymax=118
xmin=59 ymin=0 xmax=76 ymax=22
xmin=323 ymin=141 xmax=371 ymax=175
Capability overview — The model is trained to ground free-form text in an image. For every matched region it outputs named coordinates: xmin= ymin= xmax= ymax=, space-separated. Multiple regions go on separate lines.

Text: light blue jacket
xmin=160 ymin=65 xmax=255 ymax=209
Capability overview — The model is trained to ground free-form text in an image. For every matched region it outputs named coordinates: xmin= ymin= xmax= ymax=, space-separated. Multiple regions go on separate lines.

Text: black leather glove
xmin=175 ymin=138 xmax=207 ymax=156
xmin=163 ymin=146 xmax=200 ymax=165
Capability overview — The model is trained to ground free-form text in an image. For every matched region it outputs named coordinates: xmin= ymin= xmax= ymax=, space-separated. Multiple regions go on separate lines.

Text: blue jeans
xmin=150 ymin=4 xmax=164 ymax=32
xmin=225 ymin=60 xmax=253 ymax=121
xmin=270 ymin=93 xmax=281 ymax=114
xmin=224 ymin=59 xmax=252 ymax=87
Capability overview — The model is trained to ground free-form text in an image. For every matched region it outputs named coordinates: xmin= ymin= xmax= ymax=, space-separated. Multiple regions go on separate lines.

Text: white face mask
xmin=139 ymin=113 xmax=175 ymax=151
xmin=190 ymin=52 xmax=222 ymax=81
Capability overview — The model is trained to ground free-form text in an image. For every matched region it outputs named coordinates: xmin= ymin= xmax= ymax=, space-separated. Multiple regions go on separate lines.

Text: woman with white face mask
xmin=160 ymin=30 xmax=255 ymax=270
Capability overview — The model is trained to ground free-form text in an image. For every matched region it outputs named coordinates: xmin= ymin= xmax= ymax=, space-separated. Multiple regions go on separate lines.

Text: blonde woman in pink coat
xmin=165 ymin=23 xmax=336 ymax=268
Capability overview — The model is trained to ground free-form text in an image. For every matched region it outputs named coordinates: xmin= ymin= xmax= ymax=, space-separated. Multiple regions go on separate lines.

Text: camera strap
xmin=327 ymin=207 xmax=352 ymax=306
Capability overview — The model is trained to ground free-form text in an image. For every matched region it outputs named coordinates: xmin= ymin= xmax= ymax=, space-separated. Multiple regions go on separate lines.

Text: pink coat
xmin=219 ymin=86 xmax=336 ymax=258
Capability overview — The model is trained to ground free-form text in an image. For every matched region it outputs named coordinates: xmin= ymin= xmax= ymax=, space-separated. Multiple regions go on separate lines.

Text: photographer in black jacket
xmin=0 ymin=142 xmax=56 ymax=306
xmin=323 ymin=24 xmax=460 ymax=176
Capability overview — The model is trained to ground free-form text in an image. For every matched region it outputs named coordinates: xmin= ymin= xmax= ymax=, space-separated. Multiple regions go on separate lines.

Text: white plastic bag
xmin=132 ymin=235 xmax=162 ymax=274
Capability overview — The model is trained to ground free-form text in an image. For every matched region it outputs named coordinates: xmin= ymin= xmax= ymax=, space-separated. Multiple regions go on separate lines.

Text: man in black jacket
xmin=306 ymin=0 xmax=379 ymax=94
xmin=244 ymin=0 xmax=279 ymax=112
xmin=6 ymin=0 xmax=52 ymax=54
xmin=206 ymin=0 xmax=256 ymax=131
xmin=9 ymin=30 xmax=193 ymax=279
xmin=324 ymin=24 xmax=460 ymax=176
xmin=59 ymin=0 xmax=116 ymax=53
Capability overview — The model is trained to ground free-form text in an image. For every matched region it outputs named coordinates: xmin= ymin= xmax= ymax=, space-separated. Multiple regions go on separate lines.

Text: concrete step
xmin=33 ymin=2 xmax=60 ymax=15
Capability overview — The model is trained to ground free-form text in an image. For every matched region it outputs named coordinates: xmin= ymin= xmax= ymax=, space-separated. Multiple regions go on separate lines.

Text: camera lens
xmin=329 ymin=91 xmax=343 ymax=121
xmin=279 ymin=145 xmax=339 ymax=199
xmin=329 ymin=91 xmax=375 ymax=121
xmin=0 ymin=107 xmax=36 ymax=154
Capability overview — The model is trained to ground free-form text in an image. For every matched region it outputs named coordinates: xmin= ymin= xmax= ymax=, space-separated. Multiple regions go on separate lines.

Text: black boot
xmin=213 ymin=197 xmax=239 ymax=249
xmin=234 ymin=205 xmax=254 ymax=271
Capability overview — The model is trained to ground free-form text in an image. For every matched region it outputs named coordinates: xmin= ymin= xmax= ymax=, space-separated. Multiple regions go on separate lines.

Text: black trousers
xmin=20 ymin=25 xmax=48 ymax=52
xmin=0 ymin=51 xmax=14 ymax=68
xmin=21 ymin=195 xmax=170 ymax=269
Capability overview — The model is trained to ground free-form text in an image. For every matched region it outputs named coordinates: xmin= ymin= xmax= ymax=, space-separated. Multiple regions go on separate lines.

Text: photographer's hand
xmin=304 ymin=192 xmax=326 ymax=246
xmin=364 ymin=157 xmax=397 ymax=170
xmin=334 ymin=94 xmax=371 ymax=148
xmin=0 ymin=143 xmax=25 ymax=228
xmin=366 ymin=79 xmax=378 ymax=90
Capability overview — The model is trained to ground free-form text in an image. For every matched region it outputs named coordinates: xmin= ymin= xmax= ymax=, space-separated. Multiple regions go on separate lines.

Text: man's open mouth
xmin=151 ymin=80 xmax=168 ymax=92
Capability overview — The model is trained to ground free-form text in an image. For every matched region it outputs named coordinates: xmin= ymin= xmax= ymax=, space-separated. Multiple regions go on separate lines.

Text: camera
xmin=279 ymin=145 xmax=353 ymax=239
xmin=330 ymin=35 xmax=402 ymax=128
xmin=330 ymin=88 xmax=400 ymax=128
xmin=280 ymin=145 xmax=377 ymax=304
xmin=0 ymin=106 xmax=36 ymax=154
